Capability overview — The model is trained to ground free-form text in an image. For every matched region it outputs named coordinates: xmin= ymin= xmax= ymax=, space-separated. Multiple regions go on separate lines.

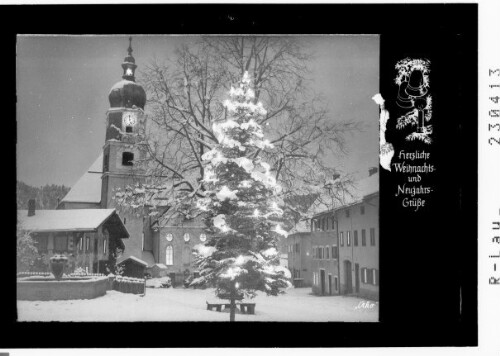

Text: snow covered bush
xmin=146 ymin=276 xmax=172 ymax=289
xmin=191 ymin=72 xmax=292 ymax=321
xmin=16 ymin=227 xmax=38 ymax=272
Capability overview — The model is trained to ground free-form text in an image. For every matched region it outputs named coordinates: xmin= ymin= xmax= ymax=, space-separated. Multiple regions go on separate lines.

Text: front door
xmin=355 ymin=263 xmax=360 ymax=294
xmin=320 ymin=270 xmax=326 ymax=295
xmin=328 ymin=274 xmax=332 ymax=295
xmin=344 ymin=260 xmax=353 ymax=294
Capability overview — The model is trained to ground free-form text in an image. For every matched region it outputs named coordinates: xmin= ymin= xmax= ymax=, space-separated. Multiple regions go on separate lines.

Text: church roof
xmin=61 ymin=154 xmax=103 ymax=204
xmin=17 ymin=208 xmax=128 ymax=237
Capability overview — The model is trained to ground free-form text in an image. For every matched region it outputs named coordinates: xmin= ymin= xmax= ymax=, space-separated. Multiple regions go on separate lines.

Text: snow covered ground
xmin=17 ymin=287 xmax=378 ymax=322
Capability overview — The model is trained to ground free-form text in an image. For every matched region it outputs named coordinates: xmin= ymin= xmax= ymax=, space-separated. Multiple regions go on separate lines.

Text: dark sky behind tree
xmin=17 ymin=35 xmax=379 ymax=187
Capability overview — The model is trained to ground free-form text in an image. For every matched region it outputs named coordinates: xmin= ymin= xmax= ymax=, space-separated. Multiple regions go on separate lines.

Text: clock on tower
xmin=123 ymin=111 xmax=137 ymax=128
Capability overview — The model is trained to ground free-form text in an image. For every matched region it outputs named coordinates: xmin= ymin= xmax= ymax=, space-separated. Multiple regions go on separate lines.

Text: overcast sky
xmin=17 ymin=35 xmax=379 ymax=188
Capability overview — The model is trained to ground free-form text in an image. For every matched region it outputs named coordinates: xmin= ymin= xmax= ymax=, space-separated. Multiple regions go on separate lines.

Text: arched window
xmin=199 ymin=233 xmax=207 ymax=242
xmin=166 ymin=245 xmax=173 ymax=266
xmin=165 ymin=233 xmax=173 ymax=242
xmin=183 ymin=233 xmax=190 ymax=242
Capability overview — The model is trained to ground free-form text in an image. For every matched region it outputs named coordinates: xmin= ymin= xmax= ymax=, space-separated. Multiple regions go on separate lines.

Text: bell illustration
xmin=405 ymin=69 xmax=428 ymax=98
xmin=396 ymin=75 xmax=414 ymax=109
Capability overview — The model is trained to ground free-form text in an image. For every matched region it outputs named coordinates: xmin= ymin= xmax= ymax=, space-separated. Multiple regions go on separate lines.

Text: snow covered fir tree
xmin=191 ymin=72 xmax=292 ymax=321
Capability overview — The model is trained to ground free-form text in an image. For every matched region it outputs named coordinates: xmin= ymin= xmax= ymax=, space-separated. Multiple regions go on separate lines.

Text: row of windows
xmin=35 ymin=235 xmax=107 ymax=255
xmin=164 ymin=233 xmax=207 ymax=243
xmin=339 ymin=228 xmax=376 ymax=247
xmin=77 ymin=235 xmax=107 ymax=255
xmin=312 ymin=205 xmax=367 ymax=232
xmin=312 ymin=216 xmax=335 ymax=232
xmin=312 ymin=245 xmax=339 ymax=260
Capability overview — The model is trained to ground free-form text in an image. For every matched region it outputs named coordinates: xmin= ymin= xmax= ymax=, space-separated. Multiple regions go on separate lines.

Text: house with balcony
xmin=17 ymin=203 xmax=129 ymax=274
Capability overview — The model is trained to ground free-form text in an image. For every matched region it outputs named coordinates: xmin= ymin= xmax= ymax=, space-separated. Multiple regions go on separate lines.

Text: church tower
xmin=101 ymin=38 xmax=153 ymax=263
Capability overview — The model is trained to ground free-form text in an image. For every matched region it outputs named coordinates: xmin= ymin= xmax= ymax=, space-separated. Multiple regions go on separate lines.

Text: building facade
xmin=293 ymin=171 xmax=380 ymax=300
xmin=18 ymin=207 xmax=128 ymax=274
xmin=57 ymin=39 xmax=207 ymax=280
xmin=282 ymin=232 xmax=313 ymax=288
xmin=335 ymin=193 xmax=379 ymax=300
xmin=310 ymin=171 xmax=379 ymax=300
xmin=310 ymin=230 xmax=340 ymax=296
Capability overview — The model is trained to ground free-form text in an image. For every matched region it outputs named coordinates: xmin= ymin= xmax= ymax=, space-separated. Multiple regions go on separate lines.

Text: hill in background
xmin=17 ymin=181 xmax=70 ymax=210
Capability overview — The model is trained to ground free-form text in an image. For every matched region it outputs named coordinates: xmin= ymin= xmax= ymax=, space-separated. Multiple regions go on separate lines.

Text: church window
xmin=183 ymin=233 xmax=190 ymax=242
xmin=165 ymin=233 xmax=173 ymax=241
xmin=122 ymin=152 xmax=134 ymax=166
xmin=199 ymin=233 xmax=207 ymax=242
xmin=166 ymin=245 xmax=173 ymax=266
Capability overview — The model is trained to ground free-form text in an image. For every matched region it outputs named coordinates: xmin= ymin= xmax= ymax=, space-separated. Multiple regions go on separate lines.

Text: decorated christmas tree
xmin=191 ymin=72 xmax=292 ymax=321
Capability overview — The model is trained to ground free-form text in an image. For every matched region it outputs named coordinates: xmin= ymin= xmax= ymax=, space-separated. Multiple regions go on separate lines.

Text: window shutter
xmin=367 ymin=269 xmax=374 ymax=284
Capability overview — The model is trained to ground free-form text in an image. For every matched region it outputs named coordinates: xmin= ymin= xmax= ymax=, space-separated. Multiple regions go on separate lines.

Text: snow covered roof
xmin=17 ymin=209 xmax=128 ymax=237
xmin=117 ymin=251 xmax=155 ymax=267
xmin=118 ymin=255 xmax=149 ymax=267
xmin=61 ymin=154 xmax=103 ymax=204
xmin=109 ymin=79 xmax=138 ymax=94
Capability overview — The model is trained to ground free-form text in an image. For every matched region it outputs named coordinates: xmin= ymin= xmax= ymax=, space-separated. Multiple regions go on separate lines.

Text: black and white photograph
xmin=16 ymin=34 xmax=380 ymax=322
xmin=4 ymin=2 xmax=484 ymax=351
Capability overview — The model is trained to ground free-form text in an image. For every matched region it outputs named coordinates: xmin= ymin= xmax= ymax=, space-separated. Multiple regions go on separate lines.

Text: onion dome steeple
xmin=122 ymin=37 xmax=137 ymax=81
xmin=108 ymin=37 xmax=146 ymax=109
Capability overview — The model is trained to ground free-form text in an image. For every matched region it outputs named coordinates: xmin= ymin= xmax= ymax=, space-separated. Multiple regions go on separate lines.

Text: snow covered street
xmin=17 ymin=287 xmax=378 ymax=322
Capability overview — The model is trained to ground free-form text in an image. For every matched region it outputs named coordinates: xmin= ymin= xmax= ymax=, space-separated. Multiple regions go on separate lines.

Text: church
xmin=57 ymin=38 xmax=206 ymax=284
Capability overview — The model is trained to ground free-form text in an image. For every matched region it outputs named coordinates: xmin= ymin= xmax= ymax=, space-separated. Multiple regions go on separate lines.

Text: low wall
xmin=17 ymin=276 xmax=111 ymax=301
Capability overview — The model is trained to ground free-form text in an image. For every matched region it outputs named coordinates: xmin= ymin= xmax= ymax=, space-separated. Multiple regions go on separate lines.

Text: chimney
xmin=369 ymin=167 xmax=378 ymax=176
xmin=28 ymin=199 xmax=36 ymax=217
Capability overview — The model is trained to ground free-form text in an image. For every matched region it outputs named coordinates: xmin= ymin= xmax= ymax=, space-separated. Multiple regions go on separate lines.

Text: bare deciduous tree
xmin=115 ymin=36 xmax=359 ymax=225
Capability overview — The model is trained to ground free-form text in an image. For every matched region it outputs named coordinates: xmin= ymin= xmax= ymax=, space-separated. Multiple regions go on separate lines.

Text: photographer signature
xmin=354 ymin=300 xmax=378 ymax=310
